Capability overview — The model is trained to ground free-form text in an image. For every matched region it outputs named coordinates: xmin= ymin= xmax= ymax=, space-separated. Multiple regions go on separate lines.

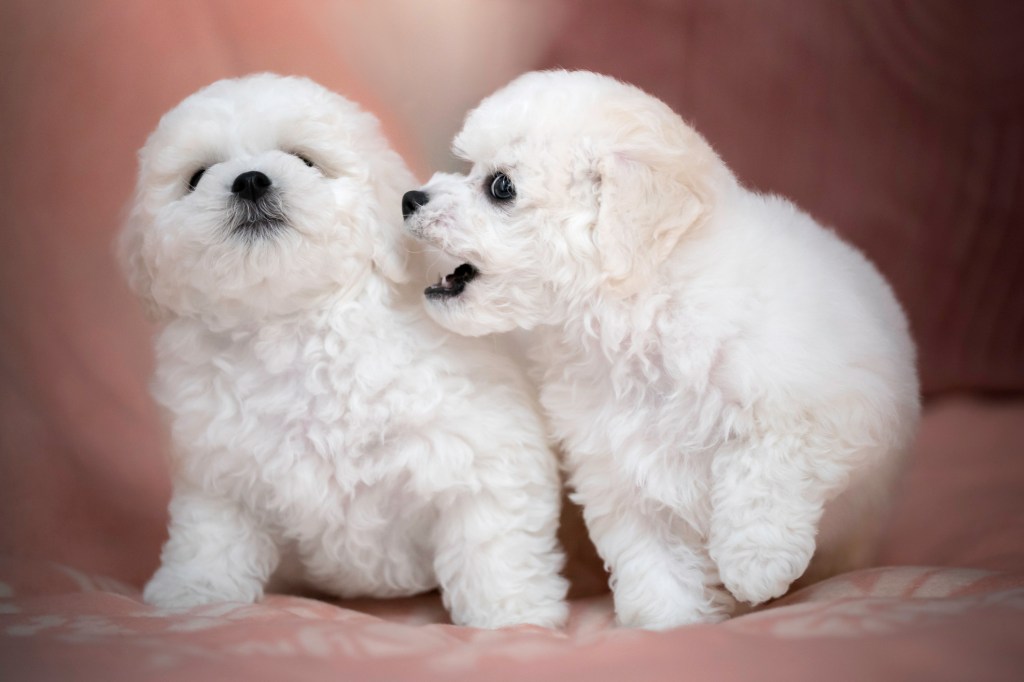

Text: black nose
xmin=402 ymin=190 xmax=430 ymax=219
xmin=231 ymin=171 xmax=272 ymax=202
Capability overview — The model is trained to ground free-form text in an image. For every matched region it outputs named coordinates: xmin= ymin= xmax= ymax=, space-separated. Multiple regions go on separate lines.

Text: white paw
xmin=496 ymin=597 xmax=570 ymax=630
xmin=143 ymin=567 xmax=262 ymax=609
xmin=448 ymin=576 xmax=571 ymax=629
xmin=614 ymin=590 xmax=732 ymax=630
xmin=612 ymin=572 xmax=734 ymax=630
xmin=713 ymin=543 xmax=813 ymax=605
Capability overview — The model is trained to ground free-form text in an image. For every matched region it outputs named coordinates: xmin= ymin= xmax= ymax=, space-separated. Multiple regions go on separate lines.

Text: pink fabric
xmin=880 ymin=398 xmax=1024 ymax=573
xmin=2 ymin=559 xmax=1022 ymax=681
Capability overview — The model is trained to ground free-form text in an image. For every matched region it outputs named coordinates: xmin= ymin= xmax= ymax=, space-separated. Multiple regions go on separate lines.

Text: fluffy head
xmin=403 ymin=70 xmax=734 ymax=335
xmin=119 ymin=73 xmax=415 ymax=327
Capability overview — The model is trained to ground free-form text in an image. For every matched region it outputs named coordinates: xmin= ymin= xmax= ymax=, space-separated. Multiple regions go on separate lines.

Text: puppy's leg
xmin=144 ymin=484 xmax=279 ymax=609
xmin=580 ymin=485 xmax=732 ymax=629
xmin=432 ymin=481 xmax=569 ymax=629
xmin=708 ymin=435 xmax=834 ymax=606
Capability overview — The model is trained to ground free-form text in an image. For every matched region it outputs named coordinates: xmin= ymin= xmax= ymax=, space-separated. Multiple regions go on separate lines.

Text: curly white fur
xmin=119 ymin=73 xmax=568 ymax=629
xmin=404 ymin=70 xmax=920 ymax=629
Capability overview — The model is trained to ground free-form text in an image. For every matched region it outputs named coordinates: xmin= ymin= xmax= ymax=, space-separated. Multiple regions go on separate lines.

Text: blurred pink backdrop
xmin=1 ymin=0 xmax=1021 ymax=647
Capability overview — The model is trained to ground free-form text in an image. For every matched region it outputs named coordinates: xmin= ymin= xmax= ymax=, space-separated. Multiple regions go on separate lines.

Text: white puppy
xmin=403 ymin=70 xmax=919 ymax=629
xmin=118 ymin=73 xmax=568 ymax=629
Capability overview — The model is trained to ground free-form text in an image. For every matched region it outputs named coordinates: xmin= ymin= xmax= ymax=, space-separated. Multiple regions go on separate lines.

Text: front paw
xmin=712 ymin=541 xmax=813 ymax=605
xmin=613 ymin=579 xmax=733 ymax=630
xmin=448 ymin=575 xmax=571 ymax=629
xmin=490 ymin=596 xmax=570 ymax=630
xmin=143 ymin=567 xmax=262 ymax=609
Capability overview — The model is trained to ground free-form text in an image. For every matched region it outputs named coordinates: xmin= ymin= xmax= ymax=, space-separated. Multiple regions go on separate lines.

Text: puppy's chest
xmin=286 ymin=476 xmax=437 ymax=595
xmin=155 ymin=326 xmax=435 ymax=492
xmin=272 ymin=467 xmax=432 ymax=550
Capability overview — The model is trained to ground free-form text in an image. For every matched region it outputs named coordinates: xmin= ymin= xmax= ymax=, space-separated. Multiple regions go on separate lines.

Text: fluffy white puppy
xmin=118 ymin=73 xmax=568 ymax=629
xmin=403 ymin=70 xmax=919 ymax=629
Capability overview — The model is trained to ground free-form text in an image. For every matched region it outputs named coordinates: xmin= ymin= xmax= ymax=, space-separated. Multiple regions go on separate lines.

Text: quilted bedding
xmin=3 ymin=562 xmax=1022 ymax=681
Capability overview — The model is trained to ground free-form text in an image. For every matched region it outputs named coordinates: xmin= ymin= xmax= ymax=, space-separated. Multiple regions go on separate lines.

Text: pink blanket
xmin=3 ymin=559 xmax=1022 ymax=681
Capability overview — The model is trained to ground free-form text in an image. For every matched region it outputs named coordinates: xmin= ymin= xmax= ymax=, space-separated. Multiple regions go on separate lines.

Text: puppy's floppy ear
xmin=368 ymin=207 xmax=410 ymax=285
xmin=366 ymin=150 xmax=415 ymax=284
xmin=115 ymin=199 xmax=166 ymax=321
xmin=592 ymin=119 xmax=721 ymax=296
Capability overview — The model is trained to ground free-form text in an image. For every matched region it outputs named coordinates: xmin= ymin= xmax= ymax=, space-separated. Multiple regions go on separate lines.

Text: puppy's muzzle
xmin=402 ymin=190 xmax=429 ymax=219
xmin=232 ymin=171 xmax=272 ymax=203
xmin=228 ymin=170 xmax=286 ymax=239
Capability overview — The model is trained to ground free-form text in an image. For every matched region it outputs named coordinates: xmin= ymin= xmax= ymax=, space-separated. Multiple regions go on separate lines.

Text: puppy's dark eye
xmin=488 ymin=172 xmax=516 ymax=202
xmin=292 ymin=152 xmax=316 ymax=168
xmin=187 ymin=168 xmax=206 ymax=192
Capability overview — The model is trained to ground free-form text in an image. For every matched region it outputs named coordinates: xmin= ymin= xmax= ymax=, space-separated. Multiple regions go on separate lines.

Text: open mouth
xmin=425 ymin=263 xmax=479 ymax=300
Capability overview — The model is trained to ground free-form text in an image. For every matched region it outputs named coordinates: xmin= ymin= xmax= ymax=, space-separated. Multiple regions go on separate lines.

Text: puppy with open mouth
xmin=119 ymin=73 xmax=568 ymax=629
xmin=404 ymin=70 xmax=920 ymax=629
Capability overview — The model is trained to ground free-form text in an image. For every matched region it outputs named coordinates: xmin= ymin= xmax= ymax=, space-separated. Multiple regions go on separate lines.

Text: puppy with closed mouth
xmin=119 ymin=73 xmax=568 ymax=629
xmin=403 ymin=70 xmax=919 ymax=629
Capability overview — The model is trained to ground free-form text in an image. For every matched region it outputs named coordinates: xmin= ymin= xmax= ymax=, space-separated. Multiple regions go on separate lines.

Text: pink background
xmin=1 ymin=1 xmax=1022 ymax=679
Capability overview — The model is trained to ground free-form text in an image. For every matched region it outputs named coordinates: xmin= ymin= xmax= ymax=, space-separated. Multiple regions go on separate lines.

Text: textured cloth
xmin=2 ymin=559 xmax=1022 ymax=682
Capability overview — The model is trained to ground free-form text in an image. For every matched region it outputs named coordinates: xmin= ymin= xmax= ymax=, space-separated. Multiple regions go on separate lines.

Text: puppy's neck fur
xmin=166 ymin=268 xmax=401 ymax=337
